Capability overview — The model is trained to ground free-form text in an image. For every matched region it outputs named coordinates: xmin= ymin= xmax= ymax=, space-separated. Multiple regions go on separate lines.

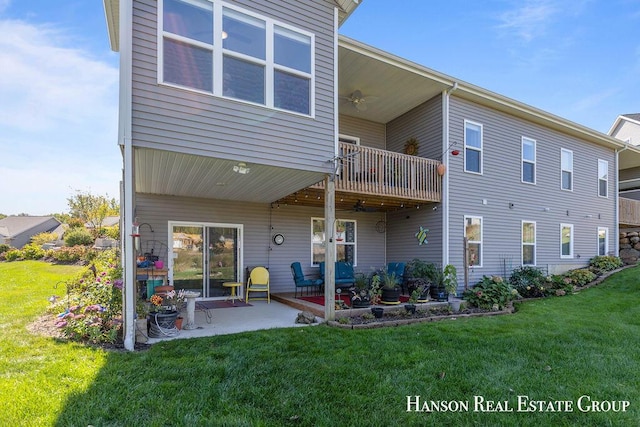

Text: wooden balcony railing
xmin=620 ymin=197 xmax=640 ymax=226
xmin=302 ymin=142 xmax=442 ymax=210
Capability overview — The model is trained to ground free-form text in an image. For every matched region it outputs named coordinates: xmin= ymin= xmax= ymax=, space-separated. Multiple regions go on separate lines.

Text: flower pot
xmin=437 ymin=163 xmax=446 ymax=176
xmin=381 ymin=287 xmax=401 ymax=304
xmin=371 ymin=307 xmax=384 ymax=319
xmin=405 ymin=304 xmax=416 ymax=314
xmin=175 ymin=316 xmax=183 ymax=330
xmin=351 ymin=298 xmax=371 ymax=308
xmin=148 ymin=310 xmax=179 ymax=337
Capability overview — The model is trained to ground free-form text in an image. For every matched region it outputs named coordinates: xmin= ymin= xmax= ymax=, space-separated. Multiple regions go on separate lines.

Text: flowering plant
xmin=150 ymin=289 xmax=186 ymax=312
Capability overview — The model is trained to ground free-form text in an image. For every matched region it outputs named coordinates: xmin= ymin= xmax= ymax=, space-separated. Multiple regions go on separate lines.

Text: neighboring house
xmin=85 ymin=215 xmax=120 ymax=231
xmin=0 ymin=216 xmax=62 ymax=249
xmin=104 ymin=0 xmax=633 ymax=349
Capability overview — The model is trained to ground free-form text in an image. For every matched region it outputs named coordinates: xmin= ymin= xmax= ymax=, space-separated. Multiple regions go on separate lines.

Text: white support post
xmin=324 ymin=175 xmax=336 ymax=321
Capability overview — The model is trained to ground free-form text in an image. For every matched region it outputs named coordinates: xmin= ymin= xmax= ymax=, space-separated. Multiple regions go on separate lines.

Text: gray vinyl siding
xmin=386 ymin=95 xmax=442 ymax=159
xmin=448 ymin=96 xmax=616 ymax=283
xmin=386 ymin=208 xmax=443 ymax=267
xmin=339 ymin=115 xmax=386 ymax=149
xmin=131 ymin=0 xmax=337 ymax=173
xmin=136 ymin=194 xmax=386 ymax=293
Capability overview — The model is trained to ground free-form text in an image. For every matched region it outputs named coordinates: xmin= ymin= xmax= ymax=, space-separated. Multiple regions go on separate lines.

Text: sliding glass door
xmin=170 ymin=222 xmax=242 ymax=298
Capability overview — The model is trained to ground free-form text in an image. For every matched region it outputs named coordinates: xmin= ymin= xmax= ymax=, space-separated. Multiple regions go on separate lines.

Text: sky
xmin=0 ymin=0 xmax=638 ymax=216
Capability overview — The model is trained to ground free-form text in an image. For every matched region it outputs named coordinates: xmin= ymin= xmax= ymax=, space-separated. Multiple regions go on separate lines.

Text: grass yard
xmin=2 ymin=261 xmax=640 ymax=426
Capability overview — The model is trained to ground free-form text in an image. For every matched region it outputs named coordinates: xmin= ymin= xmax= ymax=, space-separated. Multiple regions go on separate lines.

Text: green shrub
xmin=4 ymin=248 xmax=22 ymax=262
xmin=565 ymin=268 xmax=597 ymax=287
xmin=102 ymin=225 xmax=120 ymax=240
xmin=64 ymin=228 xmax=94 ymax=247
xmin=21 ymin=243 xmax=45 ymax=260
xmin=462 ymin=276 xmax=519 ymax=310
xmin=509 ymin=266 xmax=547 ymax=298
xmin=589 ymin=255 xmax=623 ymax=274
xmin=48 ymin=246 xmax=91 ymax=263
xmin=30 ymin=232 xmax=58 ymax=246
xmin=0 ymin=244 xmax=11 ymax=254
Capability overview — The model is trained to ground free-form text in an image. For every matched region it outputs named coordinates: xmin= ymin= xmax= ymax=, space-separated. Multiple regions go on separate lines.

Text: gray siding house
xmin=0 ymin=216 xmax=62 ymax=249
xmin=105 ymin=0 xmax=629 ymax=350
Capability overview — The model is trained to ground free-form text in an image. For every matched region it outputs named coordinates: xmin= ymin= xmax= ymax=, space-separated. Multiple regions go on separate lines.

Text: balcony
xmin=276 ymin=142 xmax=442 ymax=211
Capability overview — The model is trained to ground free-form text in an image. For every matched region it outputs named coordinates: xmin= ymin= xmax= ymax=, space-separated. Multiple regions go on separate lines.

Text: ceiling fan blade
xmin=355 ymin=101 xmax=368 ymax=111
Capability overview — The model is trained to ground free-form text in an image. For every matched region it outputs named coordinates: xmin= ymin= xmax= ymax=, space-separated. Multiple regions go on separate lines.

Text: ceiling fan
xmin=353 ymin=200 xmax=377 ymax=212
xmin=341 ymin=89 xmax=378 ymax=112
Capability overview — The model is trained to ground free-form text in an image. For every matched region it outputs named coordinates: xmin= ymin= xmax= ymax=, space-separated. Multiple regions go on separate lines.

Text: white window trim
xmin=598 ymin=159 xmax=608 ymax=198
xmin=464 ymin=215 xmax=483 ymax=268
xmin=521 ymin=137 xmax=536 ymax=185
xmin=158 ymin=0 xmax=315 ymax=117
xmin=311 ymin=217 xmax=357 ymax=267
xmin=522 ymin=220 xmax=536 ymax=266
xmin=560 ymin=223 xmax=574 ymax=259
xmin=560 ymin=148 xmax=573 ymax=191
xmin=464 ymin=120 xmax=483 ymax=175
xmin=598 ymin=227 xmax=609 ymax=256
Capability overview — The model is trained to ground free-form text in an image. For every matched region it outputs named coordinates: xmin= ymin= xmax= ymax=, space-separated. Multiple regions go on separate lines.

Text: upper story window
xmin=312 ymin=218 xmax=356 ymax=266
xmin=160 ymin=0 xmax=314 ymax=116
xmin=598 ymin=159 xmax=608 ymax=198
xmin=561 ymin=148 xmax=573 ymax=191
xmin=522 ymin=137 xmax=536 ymax=184
xmin=464 ymin=120 xmax=483 ymax=174
xmin=464 ymin=216 xmax=482 ymax=267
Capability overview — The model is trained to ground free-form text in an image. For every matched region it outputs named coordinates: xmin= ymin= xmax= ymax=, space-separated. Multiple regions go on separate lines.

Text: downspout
xmin=615 ymin=145 xmax=628 ymax=257
xmin=120 ymin=0 xmax=135 ymax=351
xmin=442 ymin=82 xmax=458 ymax=267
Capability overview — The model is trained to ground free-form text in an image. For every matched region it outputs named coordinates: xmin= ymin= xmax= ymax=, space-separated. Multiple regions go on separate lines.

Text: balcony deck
xmin=620 ymin=197 xmax=640 ymax=227
xmin=276 ymin=142 xmax=442 ymax=211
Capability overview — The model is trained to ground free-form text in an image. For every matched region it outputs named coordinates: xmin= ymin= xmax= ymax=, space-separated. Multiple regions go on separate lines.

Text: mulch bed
xmin=327 ymin=304 xmax=514 ymax=329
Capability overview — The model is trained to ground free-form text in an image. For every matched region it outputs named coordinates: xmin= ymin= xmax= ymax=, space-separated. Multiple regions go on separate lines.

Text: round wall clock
xmin=273 ymin=233 xmax=285 ymax=245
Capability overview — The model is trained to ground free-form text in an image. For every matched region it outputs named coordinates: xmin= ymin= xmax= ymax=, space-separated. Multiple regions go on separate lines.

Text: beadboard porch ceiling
xmin=134 ymin=148 xmax=325 ymax=204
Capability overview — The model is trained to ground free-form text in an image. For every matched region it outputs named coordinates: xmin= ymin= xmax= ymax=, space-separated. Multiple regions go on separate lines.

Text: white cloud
xmin=0 ymin=19 xmax=120 ymax=215
xmin=496 ymin=0 xmax=559 ymax=42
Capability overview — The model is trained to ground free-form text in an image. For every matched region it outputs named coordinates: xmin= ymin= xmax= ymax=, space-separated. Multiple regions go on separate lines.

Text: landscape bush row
xmin=463 ymin=255 xmax=623 ymax=310
xmin=0 ymin=228 xmax=118 ymax=263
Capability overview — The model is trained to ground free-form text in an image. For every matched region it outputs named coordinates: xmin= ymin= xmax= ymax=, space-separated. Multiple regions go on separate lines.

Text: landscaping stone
xmin=295 ymin=311 xmax=317 ymax=324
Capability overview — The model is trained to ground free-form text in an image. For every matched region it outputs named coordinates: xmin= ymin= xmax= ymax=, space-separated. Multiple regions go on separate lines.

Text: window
xmin=464 ymin=216 xmax=482 ymax=267
xmin=598 ymin=159 xmax=608 ymax=197
xmin=311 ymin=218 xmax=356 ymax=266
xmin=160 ymin=0 xmax=314 ymax=115
xmin=464 ymin=121 xmax=483 ymax=174
xmin=560 ymin=223 xmax=573 ymax=258
xmin=522 ymin=221 xmax=536 ymax=266
xmin=522 ymin=137 xmax=536 ymax=184
xmin=561 ymin=149 xmax=573 ymax=191
xmin=598 ymin=227 xmax=608 ymax=256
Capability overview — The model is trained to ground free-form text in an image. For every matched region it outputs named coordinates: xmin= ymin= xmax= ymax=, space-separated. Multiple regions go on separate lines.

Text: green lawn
xmin=2 ymin=261 xmax=640 ymax=426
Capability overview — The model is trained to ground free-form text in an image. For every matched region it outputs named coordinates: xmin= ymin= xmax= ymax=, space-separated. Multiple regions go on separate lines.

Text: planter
xmin=404 ymin=304 xmax=416 ymax=314
xmin=371 ymin=307 xmax=384 ymax=319
xmin=148 ymin=310 xmax=179 ymax=337
xmin=380 ymin=287 xmax=401 ymax=304
xmin=430 ymin=285 xmax=448 ymax=302
xmin=351 ymin=298 xmax=371 ymax=308
xmin=449 ymin=299 xmax=462 ymax=312
xmin=135 ymin=318 xmax=148 ymax=343
xmin=175 ymin=316 xmax=184 ymax=330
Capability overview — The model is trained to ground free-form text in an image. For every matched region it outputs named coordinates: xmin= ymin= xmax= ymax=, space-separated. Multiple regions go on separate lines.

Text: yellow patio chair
xmin=246 ymin=266 xmax=270 ymax=303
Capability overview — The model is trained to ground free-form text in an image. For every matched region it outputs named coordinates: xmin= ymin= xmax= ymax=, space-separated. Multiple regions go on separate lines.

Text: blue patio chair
xmin=291 ymin=262 xmax=324 ymax=298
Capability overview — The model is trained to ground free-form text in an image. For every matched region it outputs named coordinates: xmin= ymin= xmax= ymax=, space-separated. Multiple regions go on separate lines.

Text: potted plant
xmin=379 ymin=269 xmax=401 ymax=304
xmin=406 ymin=259 xmax=433 ymax=302
xmin=351 ymin=273 xmax=371 ymax=308
xmin=443 ymin=264 xmax=460 ymax=311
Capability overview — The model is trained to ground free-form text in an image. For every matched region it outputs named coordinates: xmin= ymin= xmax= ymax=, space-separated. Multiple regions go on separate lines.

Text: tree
xmin=67 ymin=190 xmax=119 ymax=238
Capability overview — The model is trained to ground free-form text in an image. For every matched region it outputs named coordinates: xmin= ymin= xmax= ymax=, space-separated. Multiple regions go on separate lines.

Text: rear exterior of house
xmin=106 ymin=0 xmax=625 ymax=350
xmin=0 ymin=216 xmax=61 ymax=249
